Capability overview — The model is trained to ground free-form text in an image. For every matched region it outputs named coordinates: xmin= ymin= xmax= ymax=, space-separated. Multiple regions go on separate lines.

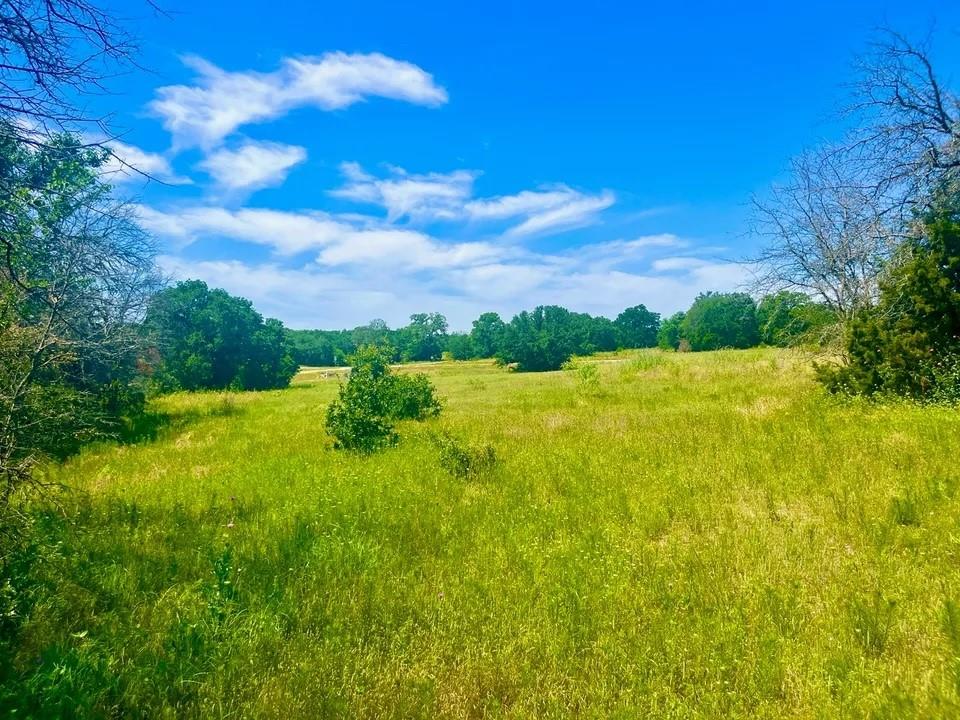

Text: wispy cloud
xmin=150 ymin=53 xmax=448 ymax=149
xmin=330 ymin=162 xmax=477 ymax=221
xmin=144 ymin=199 xmax=747 ymax=329
xmin=197 ymin=140 xmax=307 ymax=192
xmin=501 ymin=190 xmax=615 ymax=238
xmin=137 ymin=204 xmax=510 ymax=270
xmin=330 ymin=163 xmax=615 ymax=237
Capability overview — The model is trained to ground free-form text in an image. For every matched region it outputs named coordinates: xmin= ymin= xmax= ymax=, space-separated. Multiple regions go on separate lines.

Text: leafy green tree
xmin=819 ymin=203 xmax=960 ymax=400
xmin=351 ymin=319 xmax=394 ymax=353
xmin=398 ymin=313 xmax=448 ymax=362
xmin=657 ymin=312 xmax=685 ymax=350
xmin=615 ymin=304 xmax=661 ymax=348
xmin=681 ymin=293 xmax=760 ymax=351
xmin=470 ymin=312 xmax=506 ymax=358
xmin=145 ymin=281 xmax=296 ymax=391
xmin=0 ymin=133 xmax=158 ymax=499
xmin=497 ymin=306 xmax=582 ymax=371
xmin=757 ymin=291 xmax=837 ymax=347
xmin=585 ymin=315 xmax=618 ymax=353
xmin=444 ymin=333 xmax=476 ymax=360
xmin=285 ymin=329 xmax=338 ymax=366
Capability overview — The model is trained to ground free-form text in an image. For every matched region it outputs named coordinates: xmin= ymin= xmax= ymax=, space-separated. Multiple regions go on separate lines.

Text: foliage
xmin=657 ymin=312 xmax=685 ymax=350
xmin=324 ymin=346 xmax=440 ymax=451
xmin=443 ymin=333 xmax=476 ymax=361
xmin=681 ymin=293 xmax=760 ymax=351
xmin=818 ymin=205 xmax=960 ymax=401
xmin=0 ymin=133 xmax=157 ymax=500
xmin=757 ymin=291 xmax=837 ymax=347
xmin=496 ymin=305 xmax=620 ymax=372
xmin=145 ymin=281 xmax=296 ymax=392
xmin=397 ymin=313 xmax=448 ymax=362
xmin=469 ymin=312 xmax=506 ymax=358
xmin=615 ymin=304 xmax=661 ymax=348
xmin=430 ymin=430 xmax=498 ymax=479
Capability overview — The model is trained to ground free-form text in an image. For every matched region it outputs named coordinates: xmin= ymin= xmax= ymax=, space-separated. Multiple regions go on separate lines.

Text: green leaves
xmin=324 ymin=345 xmax=441 ymax=452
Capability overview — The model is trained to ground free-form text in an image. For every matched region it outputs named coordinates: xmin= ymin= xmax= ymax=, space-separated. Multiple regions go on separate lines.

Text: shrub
xmin=564 ymin=359 xmax=602 ymax=396
xmin=324 ymin=346 xmax=441 ymax=451
xmin=818 ymin=205 xmax=960 ymax=401
xmin=431 ymin=430 xmax=497 ymax=479
xmin=389 ymin=373 xmax=443 ymax=420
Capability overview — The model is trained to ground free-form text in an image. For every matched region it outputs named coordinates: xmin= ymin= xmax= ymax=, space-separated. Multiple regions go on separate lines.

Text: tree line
xmin=288 ymin=291 xmax=836 ymax=373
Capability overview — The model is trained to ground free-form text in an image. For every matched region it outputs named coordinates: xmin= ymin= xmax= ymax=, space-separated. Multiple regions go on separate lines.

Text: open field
xmin=5 ymin=348 xmax=960 ymax=718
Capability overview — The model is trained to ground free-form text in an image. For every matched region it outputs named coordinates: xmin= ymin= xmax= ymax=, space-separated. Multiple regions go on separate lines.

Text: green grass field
xmin=6 ymin=348 xmax=960 ymax=718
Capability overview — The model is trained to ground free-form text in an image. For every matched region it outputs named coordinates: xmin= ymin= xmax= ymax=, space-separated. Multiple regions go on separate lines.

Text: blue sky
xmin=98 ymin=0 xmax=960 ymax=329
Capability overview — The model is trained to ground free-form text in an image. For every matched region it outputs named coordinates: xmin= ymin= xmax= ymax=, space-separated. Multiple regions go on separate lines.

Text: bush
xmin=389 ymin=373 xmax=443 ymax=420
xmin=324 ymin=346 xmax=441 ymax=451
xmin=818 ymin=205 xmax=960 ymax=401
xmin=431 ymin=430 xmax=497 ymax=479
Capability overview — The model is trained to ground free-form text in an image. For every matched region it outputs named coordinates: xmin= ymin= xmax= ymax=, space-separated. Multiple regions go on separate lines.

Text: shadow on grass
xmin=116 ymin=393 xmax=246 ymax=447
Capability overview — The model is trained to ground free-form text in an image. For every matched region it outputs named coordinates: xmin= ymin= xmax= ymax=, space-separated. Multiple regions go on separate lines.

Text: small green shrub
xmin=390 ymin=373 xmax=443 ymax=420
xmin=325 ymin=346 xmax=441 ymax=452
xmin=431 ymin=431 xmax=497 ymax=479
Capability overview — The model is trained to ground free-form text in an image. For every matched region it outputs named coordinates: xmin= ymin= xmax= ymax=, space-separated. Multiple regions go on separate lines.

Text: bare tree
xmin=752 ymin=28 xmax=957 ymax=324
xmin=752 ymin=149 xmax=899 ymax=322
xmin=843 ymin=28 xmax=959 ymax=218
xmin=0 ymin=0 xmax=144 ymax=143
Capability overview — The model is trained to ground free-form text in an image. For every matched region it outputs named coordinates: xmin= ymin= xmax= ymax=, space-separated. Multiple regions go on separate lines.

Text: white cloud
xmin=150 ymin=53 xmax=447 ymax=149
xmin=198 ymin=140 xmax=307 ymax=192
xmin=101 ymin=139 xmax=192 ymax=185
xmin=138 ymin=204 xmax=510 ymax=270
xmin=331 ymin=163 xmax=616 ymax=237
xmin=502 ymin=191 xmax=615 ymax=238
xmin=330 ymin=162 xmax=477 ymax=221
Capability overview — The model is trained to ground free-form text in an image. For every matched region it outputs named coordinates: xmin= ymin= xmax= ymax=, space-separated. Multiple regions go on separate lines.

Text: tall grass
xmin=3 ymin=348 xmax=960 ymax=717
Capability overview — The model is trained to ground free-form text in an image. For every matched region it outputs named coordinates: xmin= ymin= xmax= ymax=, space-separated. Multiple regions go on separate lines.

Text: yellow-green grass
xmin=6 ymin=348 xmax=960 ymax=718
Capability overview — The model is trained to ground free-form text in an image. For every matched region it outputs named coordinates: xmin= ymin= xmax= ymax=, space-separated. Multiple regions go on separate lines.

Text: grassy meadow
xmin=5 ymin=348 xmax=960 ymax=718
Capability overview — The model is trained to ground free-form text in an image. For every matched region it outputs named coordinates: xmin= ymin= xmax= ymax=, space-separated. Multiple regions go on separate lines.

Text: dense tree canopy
xmin=145 ymin=281 xmax=296 ymax=391
xmin=657 ymin=312 xmax=686 ymax=350
xmin=398 ymin=312 xmax=448 ymax=362
xmin=469 ymin=312 xmax=506 ymax=358
xmin=681 ymin=293 xmax=760 ymax=351
xmin=615 ymin=304 xmax=661 ymax=348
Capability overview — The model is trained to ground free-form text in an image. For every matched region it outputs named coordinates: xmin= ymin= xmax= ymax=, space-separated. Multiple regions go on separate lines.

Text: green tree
xmin=757 ymin=291 xmax=837 ymax=347
xmin=657 ymin=312 xmax=685 ymax=350
xmin=145 ymin=281 xmax=296 ymax=391
xmin=681 ymin=293 xmax=760 ymax=351
xmin=470 ymin=312 xmax=506 ymax=358
xmin=444 ymin=333 xmax=476 ymax=360
xmin=615 ymin=304 xmax=661 ymax=348
xmin=398 ymin=313 xmax=448 ymax=362
xmin=0 ymin=133 xmax=158 ymax=499
xmin=497 ymin=306 xmax=582 ymax=372
xmin=819 ymin=203 xmax=960 ymax=400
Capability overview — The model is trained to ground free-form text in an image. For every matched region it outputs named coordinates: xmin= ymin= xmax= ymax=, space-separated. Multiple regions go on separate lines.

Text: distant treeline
xmin=286 ymin=291 xmax=837 ymax=372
